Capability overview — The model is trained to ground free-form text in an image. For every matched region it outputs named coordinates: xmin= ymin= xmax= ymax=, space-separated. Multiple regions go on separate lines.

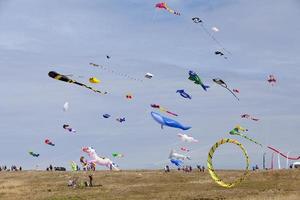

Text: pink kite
xmin=155 ymin=2 xmax=180 ymax=16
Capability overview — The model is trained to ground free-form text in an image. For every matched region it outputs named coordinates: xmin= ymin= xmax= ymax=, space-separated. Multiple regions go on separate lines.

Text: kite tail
xmin=242 ymin=134 xmax=263 ymax=147
xmin=74 ymin=81 xmax=107 ymax=94
xmin=166 ymin=8 xmax=180 ymax=16
xmin=202 ymin=85 xmax=210 ymax=91
xmin=267 ymin=146 xmax=300 ymax=160
xmin=226 ymin=87 xmax=240 ymax=101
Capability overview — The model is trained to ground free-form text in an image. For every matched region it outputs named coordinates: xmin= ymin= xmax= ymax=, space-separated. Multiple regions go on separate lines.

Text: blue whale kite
xmin=151 ymin=112 xmax=191 ymax=130
xmin=176 ymin=89 xmax=192 ymax=99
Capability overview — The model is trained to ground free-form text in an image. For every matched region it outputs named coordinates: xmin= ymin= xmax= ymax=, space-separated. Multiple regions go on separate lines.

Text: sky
xmin=0 ymin=0 xmax=299 ymax=170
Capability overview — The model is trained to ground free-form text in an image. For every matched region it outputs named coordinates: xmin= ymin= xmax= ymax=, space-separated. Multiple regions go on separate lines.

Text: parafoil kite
xmin=213 ymin=78 xmax=239 ymax=101
xmin=103 ymin=114 xmax=111 ymax=118
xmin=207 ymin=138 xmax=249 ymax=188
xmin=112 ymin=153 xmax=124 ymax=158
xmin=145 ymin=73 xmax=153 ymax=79
xmin=48 ymin=71 xmax=107 ymax=94
xmin=267 ymin=146 xmax=300 ymax=160
xmin=170 ymin=159 xmax=183 ymax=167
xmin=63 ymin=124 xmax=76 ymax=133
xmin=116 ymin=117 xmax=126 ymax=123
xmin=151 ymin=104 xmax=178 ymax=116
xmin=192 ymin=17 xmax=231 ymax=56
xmin=176 ymin=89 xmax=192 ymax=99
xmin=267 ymin=75 xmax=276 ymax=86
xmin=89 ymin=77 xmax=100 ymax=84
xmin=63 ymin=102 xmax=69 ymax=112
xmin=229 ymin=125 xmax=262 ymax=147
xmin=188 ymin=70 xmax=210 ymax=91
xmin=155 ymin=2 xmax=180 ymax=16
xmin=29 ymin=151 xmax=40 ymax=157
xmin=82 ymin=147 xmax=119 ymax=171
xmin=45 ymin=139 xmax=55 ymax=146
xmin=178 ymin=133 xmax=198 ymax=143
xmin=180 ymin=147 xmax=190 ymax=152
xmin=151 ymin=112 xmax=191 ymax=130
xmin=241 ymin=114 xmax=259 ymax=121
xmin=169 ymin=150 xmax=190 ymax=160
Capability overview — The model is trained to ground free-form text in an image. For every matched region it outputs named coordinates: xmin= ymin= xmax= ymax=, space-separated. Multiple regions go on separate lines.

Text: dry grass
xmin=0 ymin=169 xmax=299 ymax=200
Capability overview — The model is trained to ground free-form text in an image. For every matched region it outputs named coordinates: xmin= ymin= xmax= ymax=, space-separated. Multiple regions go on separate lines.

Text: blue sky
xmin=0 ymin=0 xmax=299 ymax=170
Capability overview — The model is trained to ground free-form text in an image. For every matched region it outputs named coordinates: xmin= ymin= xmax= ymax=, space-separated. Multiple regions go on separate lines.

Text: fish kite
xmin=188 ymin=70 xmax=210 ymax=91
xmin=82 ymin=147 xmax=119 ymax=170
xmin=63 ymin=102 xmax=69 ymax=112
xmin=112 ymin=153 xmax=124 ymax=158
xmin=145 ymin=73 xmax=153 ymax=79
xmin=151 ymin=104 xmax=178 ymax=116
xmin=103 ymin=114 xmax=111 ymax=118
xmin=63 ymin=124 xmax=76 ymax=133
xmin=177 ymin=133 xmax=198 ymax=143
xmin=29 ymin=151 xmax=40 ymax=157
xmin=45 ymin=139 xmax=55 ymax=146
xmin=169 ymin=150 xmax=190 ymax=160
xmin=176 ymin=89 xmax=192 ymax=99
xmin=229 ymin=125 xmax=262 ymax=147
xmin=267 ymin=75 xmax=276 ymax=86
xmin=48 ymin=71 xmax=107 ymax=94
xmin=151 ymin=112 xmax=191 ymax=130
xmin=267 ymin=146 xmax=300 ymax=160
xmin=213 ymin=78 xmax=239 ymax=101
xmin=241 ymin=114 xmax=259 ymax=121
xmin=155 ymin=2 xmax=180 ymax=16
xmin=180 ymin=147 xmax=190 ymax=152
xmin=89 ymin=77 xmax=100 ymax=84
xmin=170 ymin=159 xmax=183 ymax=167
xmin=116 ymin=117 xmax=126 ymax=123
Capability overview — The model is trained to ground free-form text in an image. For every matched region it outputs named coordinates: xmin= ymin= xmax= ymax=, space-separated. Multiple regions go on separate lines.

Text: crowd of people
xmin=164 ymin=165 xmax=205 ymax=173
xmin=0 ymin=165 xmax=22 ymax=171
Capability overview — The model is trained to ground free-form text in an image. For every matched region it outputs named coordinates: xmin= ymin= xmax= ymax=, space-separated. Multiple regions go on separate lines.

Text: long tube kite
xmin=155 ymin=2 xmax=180 ymax=16
xmin=48 ymin=71 xmax=107 ymax=94
xmin=229 ymin=125 xmax=262 ymax=147
xmin=267 ymin=146 xmax=300 ymax=160
xmin=213 ymin=78 xmax=239 ymax=101
xmin=151 ymin=104 xmax=178 ymax=116
xmin=207 ymin=138 xmax=249 ymax=188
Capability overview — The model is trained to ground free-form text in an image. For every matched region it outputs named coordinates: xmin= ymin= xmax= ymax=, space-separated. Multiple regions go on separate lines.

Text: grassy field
xmin=0 ymin=169 xmax=299 ymax=200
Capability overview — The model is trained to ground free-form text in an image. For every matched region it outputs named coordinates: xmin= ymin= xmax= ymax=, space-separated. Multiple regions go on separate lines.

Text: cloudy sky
xmin=0 ymin=0 xmax=299 ymax=170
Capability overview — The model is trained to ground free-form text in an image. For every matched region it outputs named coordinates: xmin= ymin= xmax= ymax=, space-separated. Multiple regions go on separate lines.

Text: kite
xmin=45 ymin=139 xmax=55 ymax=146
xmin=192 ymin=17 xmax=202 ymax=23
xmin=170 ymin=159 xmax=183 ymax=167
xmin=215 ymin=51 xmax=227 ymax=59
xmin=112 ymin=153 xmax=124 ymax=158
xmin=82 ymin=147 xmax=119 ymax=170
xmin=192 ymin=17 xmax=231 ymax=55
xmin=169 ymin=150 xmax=190 ymax=160
xmin=151 ymin=104 xmax=178 ymax=116
xmin=106 ymin=55 xmax=110 ymax=59
xmin=180 ymin=147 xmax=190 ymax=152
xmin=233 ymin=89 xmax=239 ymax=93
xmin=145 ymin=73 xmax=153 ymax=79
xmin=126 ymin=94 xmax=133 ymax=99
xmin=207 ymin=138 xmax=250 ymax=188
xmin=63 ymin=124 xmax=76 ymax=133
xmin=103 ymin=114 xmax=111 ymax=118
xmin=116 ymin=117 xmax=126 ymax=123
xmin=89 ymin=77 xmax=100 ymax=84
xmin=267 ymin=146 xmax=300 ymax=160
xmin=155 ymin=2 xmax=180 ymax=16
xmin=267 ymin=75 xmax=276 ymax=86
xmin=48 ymin=71 xmax=107 ymax=94
xmin=29 ymin=151 xmax=40 ymax=157
xmin=89 ymin=63 xmax=100 ymax=67
xmin=177 ymin=133 xmax=198 ymax=143
xmin=188 ymin=70 xmax=210 ymax=91
xmin=63 ymin=102 xmax=69 ymax=112
xmin=229 ymin=125 xmax=262 ymax=147
xmin=151 ymin=112 xmax=191 ymax=130
xmin=212 ymin=27 xmax=219 ymax=32
xmin=241 ymin=114 xmax=259 ymax=121
xmin=176 ymin=89 xmax=192 ymax=99
xmin=80 ymin=156 xmax=88 ymax=167
xmin=213 ymin=78 xmax=239 ymax=101
xmin=71 ymin=161 xmax=77 ymax=171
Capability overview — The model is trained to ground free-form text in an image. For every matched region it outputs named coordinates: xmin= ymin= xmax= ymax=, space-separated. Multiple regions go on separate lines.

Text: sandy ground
xmin=0 ymin=169 xmax=299 ymax=200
